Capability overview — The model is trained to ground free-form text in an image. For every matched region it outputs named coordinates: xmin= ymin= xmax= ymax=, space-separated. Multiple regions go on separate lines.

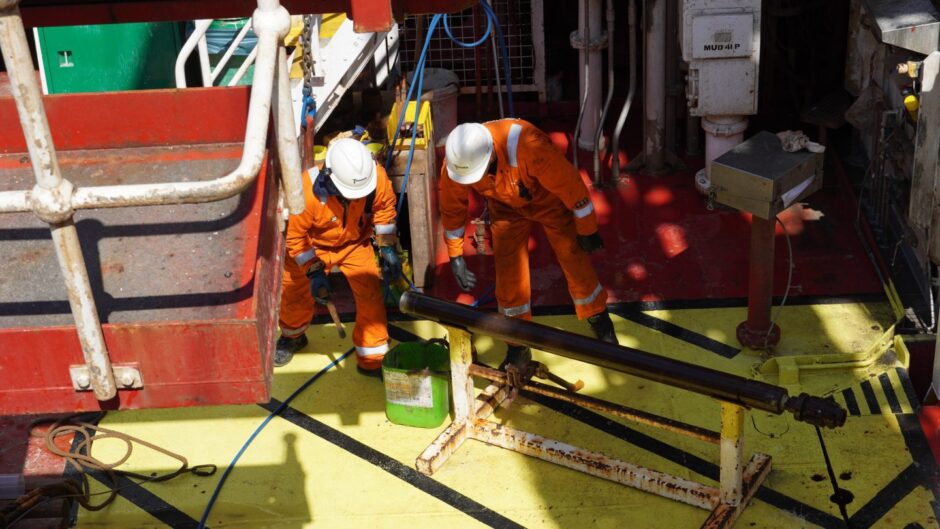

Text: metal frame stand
xmin=417 ymin=326 xmax=772 ymax=529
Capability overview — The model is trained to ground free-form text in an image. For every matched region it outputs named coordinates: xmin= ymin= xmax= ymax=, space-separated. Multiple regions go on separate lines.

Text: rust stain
xmin=12 ymin=248 xmax=49 ymax=264
xmin=101 ymin=262 xmax=125 ymax=274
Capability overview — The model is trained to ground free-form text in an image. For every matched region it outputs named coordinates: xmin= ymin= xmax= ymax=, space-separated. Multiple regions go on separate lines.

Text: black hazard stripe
xmin=262 ymin=400 xmax=524 ymax=529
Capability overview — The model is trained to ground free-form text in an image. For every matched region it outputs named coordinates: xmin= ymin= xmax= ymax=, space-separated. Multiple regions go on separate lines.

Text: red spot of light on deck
xmin=655 ymin=223 xmax=688 ymax=259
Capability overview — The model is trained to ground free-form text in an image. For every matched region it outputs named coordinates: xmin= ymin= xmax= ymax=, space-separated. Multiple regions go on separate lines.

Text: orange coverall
xmin=280 ymin=164 xmax=397 ymax=370
xmin=440 ymin=118 xmax=607 ymax=320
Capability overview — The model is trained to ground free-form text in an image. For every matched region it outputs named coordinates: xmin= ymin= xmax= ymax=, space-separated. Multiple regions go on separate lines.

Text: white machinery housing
xmin=681 ymin=0 xmax=761 ymax=117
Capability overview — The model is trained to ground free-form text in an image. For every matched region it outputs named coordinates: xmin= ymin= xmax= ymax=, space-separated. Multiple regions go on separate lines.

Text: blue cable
xmin=479 ymin=0 xmax=514 ymax=117
xmin=443 ymin=9 xmax=491 ymax=47
xmin=470 ymin=284 xmax=496 ymax=308
xmin=197 ymin=348 xmax=354 ymax=529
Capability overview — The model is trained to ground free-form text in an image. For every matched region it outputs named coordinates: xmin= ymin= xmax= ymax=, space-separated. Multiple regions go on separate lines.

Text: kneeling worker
xmin=275 ymin=138 xmax=401 ymax=374
xmin=440 ymin=120 xmax=618 ymax=373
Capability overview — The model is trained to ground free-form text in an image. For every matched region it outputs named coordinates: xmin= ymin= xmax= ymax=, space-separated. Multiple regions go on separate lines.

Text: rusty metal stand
xmin=416 ymin=325 xmax=773 ymax=528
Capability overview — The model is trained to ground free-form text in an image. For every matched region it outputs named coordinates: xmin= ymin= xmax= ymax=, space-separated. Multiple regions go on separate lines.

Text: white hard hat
xmin=325 ymin=138 xmax=378 ymax=199
xmin=445 ymin=123 xmax=493 ymax=185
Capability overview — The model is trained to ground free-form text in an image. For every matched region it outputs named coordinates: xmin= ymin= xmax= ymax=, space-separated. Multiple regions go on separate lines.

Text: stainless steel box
xmin=710 ymin=131 xmax=824 ymax=219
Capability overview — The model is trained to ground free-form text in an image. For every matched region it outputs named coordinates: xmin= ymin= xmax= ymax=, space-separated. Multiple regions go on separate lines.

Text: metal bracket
xmin=70 ymin=364 xmax=143 ymax=392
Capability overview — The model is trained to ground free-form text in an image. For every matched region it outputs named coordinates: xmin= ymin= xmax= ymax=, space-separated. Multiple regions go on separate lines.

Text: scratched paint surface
xmin=72 ymin=302 xmax=938 ymax=529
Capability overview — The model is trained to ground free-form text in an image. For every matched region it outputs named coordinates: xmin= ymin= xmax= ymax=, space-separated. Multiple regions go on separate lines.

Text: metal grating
xmin=399 ymin=0 xmax=537 ymax=91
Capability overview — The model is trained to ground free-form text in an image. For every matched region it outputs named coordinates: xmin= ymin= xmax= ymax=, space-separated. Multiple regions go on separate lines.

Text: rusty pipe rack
xmin=400 ymin=292 xmax=846 ymax=428
xmin=400 ymin=292 xmax=846 ymax=528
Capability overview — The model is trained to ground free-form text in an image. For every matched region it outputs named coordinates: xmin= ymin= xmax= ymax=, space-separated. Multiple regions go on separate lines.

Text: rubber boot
xmin=274 ymin=334 xmax=308 ymax=367
xmin=587 ymin=310 xmax=618 ymax=344
xmin=357 ymin=364 xmax=384 ymax=379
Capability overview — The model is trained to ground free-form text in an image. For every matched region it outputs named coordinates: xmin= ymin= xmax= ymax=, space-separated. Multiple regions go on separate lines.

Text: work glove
xmin=450 ymin=256 xmax=477 ymax=292
xmin=305 ymin=261 xmax=331 ymax=304
xmin=379 ymin=246 xmax=402 ymax=282
xmin=577 ymin=232 xmax=604 ymax=253
xmin=499 ymin=345 xmax=535 ymax=388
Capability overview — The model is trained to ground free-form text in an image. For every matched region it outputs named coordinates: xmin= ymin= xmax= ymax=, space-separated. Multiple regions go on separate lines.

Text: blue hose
xmin=479 ymin=0 xmax=514 ymax=117
xmin=443 ymin=9 xmax=492 ymax=47
xmin=197 ymin=349 xmax=354 ymax=529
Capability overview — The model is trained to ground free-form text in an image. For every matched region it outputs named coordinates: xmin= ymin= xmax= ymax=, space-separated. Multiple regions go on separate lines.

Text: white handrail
xmin=0 ymin=0 xmax=304 ymax=400
xmin=175 ymin=19 xmax=212 ymax=88
xmin=209 ymin=20 xmax=253 ymax=85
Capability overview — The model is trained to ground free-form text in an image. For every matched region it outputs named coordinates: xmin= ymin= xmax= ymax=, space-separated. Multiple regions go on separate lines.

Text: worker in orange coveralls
xmin=275 ymin=138 xmax=401 ymax=375
xmin=440 ymin=120 xmax=618 ymax=375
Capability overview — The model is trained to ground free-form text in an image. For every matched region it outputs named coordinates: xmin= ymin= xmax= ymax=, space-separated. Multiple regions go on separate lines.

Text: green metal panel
xmin=37 ymin=22 xmax=182 ymax=94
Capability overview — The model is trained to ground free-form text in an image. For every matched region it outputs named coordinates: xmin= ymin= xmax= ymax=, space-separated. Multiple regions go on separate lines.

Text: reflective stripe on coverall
xmin=439 ymin=118 xmax=607 ymax=320
xmin=279 ymin=165 xmax=397 ymax=370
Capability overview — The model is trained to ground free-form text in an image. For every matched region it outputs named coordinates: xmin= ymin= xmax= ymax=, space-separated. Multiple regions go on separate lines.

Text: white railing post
xmin=0 ymin=0 xmax=117 ymax=400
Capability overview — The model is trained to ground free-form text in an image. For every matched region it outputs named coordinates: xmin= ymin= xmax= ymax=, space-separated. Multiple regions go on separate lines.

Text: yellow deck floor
xmin=73 ymin=299 xmax=939 ymax=528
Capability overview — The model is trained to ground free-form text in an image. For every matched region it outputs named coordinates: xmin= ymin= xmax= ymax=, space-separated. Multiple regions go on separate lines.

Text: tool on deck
xmin=317 ymin=286 xmax=346 ymax=339
xmin=533 ymin=362 xmax=584 ymax=393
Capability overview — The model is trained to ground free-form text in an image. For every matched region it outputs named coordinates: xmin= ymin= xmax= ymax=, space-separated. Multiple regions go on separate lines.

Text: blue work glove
xmin=577 ymin=232 xmax=604 ymax=254
xmin=305 ymin=261 xmax=331 ymax=304
xmin=379 ymin=246 xmax=402 ymax=282
xmin=450 ymin=256 xmax=477 ymax=292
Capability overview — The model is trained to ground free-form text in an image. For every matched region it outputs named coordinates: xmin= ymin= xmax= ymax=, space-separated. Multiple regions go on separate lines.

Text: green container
xmin=383 ymin=342 xmax=450 ymax=428
xmin=36 ymin=22 xmax=182 ymax=94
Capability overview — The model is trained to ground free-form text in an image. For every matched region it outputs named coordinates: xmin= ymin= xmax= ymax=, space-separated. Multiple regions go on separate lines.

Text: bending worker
xmin=441 ymin=119 xmax=618 ymax=372
xmin=275 ymin=138 xmax=401 ymax=374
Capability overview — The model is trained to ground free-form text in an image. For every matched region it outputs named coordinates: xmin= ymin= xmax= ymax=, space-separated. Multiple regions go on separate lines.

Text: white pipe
xmin=644 ymin=0 xmax=666 ymax=172
xmin=0 ymin=190 xmax=29 ymax=212
xmin=702 ymin=115 xmax=747 ymax=179
xmin=72 ymin=34 xmax=279 ymax=209
xmin=610 ymin=0 xmax=636 ymax=181
xmin=576 ymin=0 xmax=603 ymax=151
xmin=228 ymin=44 xmax=259 ymax=86
xmin=592 ymin=0 xmax=614 ymax=186
xmin=274 ymin=44 xmax=306 ymax=215
xmin=209 ymin=20 xmax=253 ymax=85
xmin=197 ymin=32 xmax=212 ymax=87
xmin=490 ymin=30 xmax=504 ymax=118
xmin=51 ymin=221 xmax=117 ymax=400
xmin=0 ymin=3 xmax=116 ymax=400
xmin=175 ymin=19 xmax=212 ymax=88
xmin=571 ymin=0 xmax=591 ymax=172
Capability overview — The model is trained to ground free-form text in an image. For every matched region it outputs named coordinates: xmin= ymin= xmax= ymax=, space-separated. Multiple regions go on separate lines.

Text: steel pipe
xmin=610 ymin=0 xmax=636 ymax=182
xmin=469 ymin=364 xmax=720 ymax=443
xmin=400 ymin=292 xmax=846 ymax=428
xmin=570 ymin=0 xmax=591 ymax=172
xmin=736 ymin=215 xmax=781 ymax=348
xmin=175 ymin=19 xmax=212 ymax=88
xmin=273 ymin=43 xmax=306 ymax=215
xmin=577 ymin=0 xmax=603 ymax=151
xmin=51 ymin=221 xmax=117 ymax=400
xmin=592 ymin=0 xmax=614 ymax=186
xmin=0 ymin=4 xmax=116 ymax=400
xmin=644 ymin=0 xmax=666 ymax=172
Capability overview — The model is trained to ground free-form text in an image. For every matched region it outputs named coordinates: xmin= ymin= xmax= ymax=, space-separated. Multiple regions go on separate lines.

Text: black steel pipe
xmin=400 ymin=292 xmax=846 ymax=428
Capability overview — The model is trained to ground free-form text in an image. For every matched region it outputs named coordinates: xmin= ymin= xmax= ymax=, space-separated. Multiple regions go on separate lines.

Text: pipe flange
xmin=701 ymin=116 xmax=748 ymax=137
xmin=569 ymin=30 xmax=609 ymax=51
xmin=252 ymin=4 xmax=292 ymax=40
xmin=29 ymin=181 xmax=74 ymax=224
